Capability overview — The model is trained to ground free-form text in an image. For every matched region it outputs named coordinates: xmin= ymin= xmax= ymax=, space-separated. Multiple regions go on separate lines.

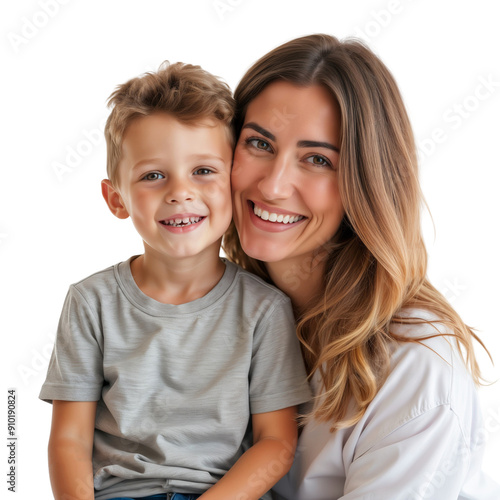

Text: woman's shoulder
xmin=387 ymin=307 xmax=474 ymax=398
xmin=388 ymin=307 xmax=478 ymax=391
xmin=353 ymin=308 xmax=478 ymax=454
xmin=389 ymin=307 xmax=457 ymax=364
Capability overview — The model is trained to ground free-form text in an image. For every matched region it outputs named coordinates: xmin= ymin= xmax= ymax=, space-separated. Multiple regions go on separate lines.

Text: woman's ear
xmin=101 ymin=179 xmax=129 ymax=219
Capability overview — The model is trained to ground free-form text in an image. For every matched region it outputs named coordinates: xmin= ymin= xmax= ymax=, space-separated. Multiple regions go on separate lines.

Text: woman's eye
xmin=193 ymin=168 xmax=213 ymax=176
xmin=305 ymin=155 xmax=332 ymax=168
xmin=246 ymin=138 xmax=272 ymax=152
xmin=143 ymin=172 xmax=164 ymax=181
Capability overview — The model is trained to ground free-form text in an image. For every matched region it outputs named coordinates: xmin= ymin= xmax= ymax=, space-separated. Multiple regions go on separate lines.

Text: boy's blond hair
xmin=105 ymin=61 xmax=235 ymax=185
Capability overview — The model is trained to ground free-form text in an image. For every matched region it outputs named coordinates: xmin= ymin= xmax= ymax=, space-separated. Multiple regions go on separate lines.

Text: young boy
xmin=40 ymin=62 xmax=311 ymax=500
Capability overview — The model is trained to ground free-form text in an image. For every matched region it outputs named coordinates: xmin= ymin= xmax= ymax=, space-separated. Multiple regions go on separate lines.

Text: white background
xmin=2 ymin=0 xmax=499 ymax=497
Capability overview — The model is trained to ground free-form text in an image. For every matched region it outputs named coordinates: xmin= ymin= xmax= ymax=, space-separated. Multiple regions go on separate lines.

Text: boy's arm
xmin=48 ymin=400 xmax=97 ymax=500
xmin=199 ymin=406 xmax=297 ymax=500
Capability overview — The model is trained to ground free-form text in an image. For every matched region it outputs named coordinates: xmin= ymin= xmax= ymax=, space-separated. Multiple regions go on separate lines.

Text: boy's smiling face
xmin=104 ymin=113 xmax=232 ymax=263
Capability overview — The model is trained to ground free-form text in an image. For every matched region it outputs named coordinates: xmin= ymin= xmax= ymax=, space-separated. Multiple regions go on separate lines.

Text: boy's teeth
xmin=165 ymin=216 xmax=203 ymax=227
xmin=253 ymin=204 xmax=304 ymax=224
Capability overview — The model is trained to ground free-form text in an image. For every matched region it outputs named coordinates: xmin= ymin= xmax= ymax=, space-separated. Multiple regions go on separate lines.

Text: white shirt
xmin=273 ymin=309 xmax=500 ymax=500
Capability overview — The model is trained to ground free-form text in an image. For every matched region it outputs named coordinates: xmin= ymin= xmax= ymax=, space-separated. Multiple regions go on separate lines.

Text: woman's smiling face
xmin=231 ymin=81 xmax=345 ymax=268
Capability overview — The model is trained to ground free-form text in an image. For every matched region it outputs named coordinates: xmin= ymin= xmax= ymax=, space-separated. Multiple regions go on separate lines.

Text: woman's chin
xmin=239 ymin=236 xmax=287 ymax=264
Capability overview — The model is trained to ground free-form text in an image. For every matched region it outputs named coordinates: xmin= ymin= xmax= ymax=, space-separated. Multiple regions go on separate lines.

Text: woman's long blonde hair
xmin=224 ymin=34 xmax=490 ymax=430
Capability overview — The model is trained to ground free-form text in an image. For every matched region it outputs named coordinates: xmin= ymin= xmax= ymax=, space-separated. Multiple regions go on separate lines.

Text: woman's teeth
xmin=253 ymin=204 xmax=304 ymax=224
xmin=163 ymin=216 xmax=203 ymax=227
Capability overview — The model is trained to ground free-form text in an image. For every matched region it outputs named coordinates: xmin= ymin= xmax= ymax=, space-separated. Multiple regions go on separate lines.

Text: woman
xmin=224 ymin=34 xmax=499 ymax=499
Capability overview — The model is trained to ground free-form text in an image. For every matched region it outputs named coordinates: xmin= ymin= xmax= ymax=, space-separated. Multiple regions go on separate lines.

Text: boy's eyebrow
xmin=132 ymin=159 xmax=163 ymax=170
xmin=188 ymin=153 xmax=227 ymax=164
xmin=242 ymin=123 xmax=276 ymax=142
xmin=132 ymin=154 xmax=227 ymax=170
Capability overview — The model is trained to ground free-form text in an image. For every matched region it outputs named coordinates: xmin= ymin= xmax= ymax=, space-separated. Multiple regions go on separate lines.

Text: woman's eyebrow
xmin=242 ymin=122 xmax=276 ymax=142
xmin=298 ymin=140 xmax=340 ymax=153
xmin=242 ymin=123 xmax=339 ymax=153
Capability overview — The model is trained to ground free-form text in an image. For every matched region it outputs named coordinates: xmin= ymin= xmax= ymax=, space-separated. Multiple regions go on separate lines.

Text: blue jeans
xmin=109 ymin=495 xmax=200 ymax=500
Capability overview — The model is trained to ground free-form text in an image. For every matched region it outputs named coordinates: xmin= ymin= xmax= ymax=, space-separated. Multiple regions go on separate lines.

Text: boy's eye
xmin=193 ymin=168 xmax=213 ymax=176
xmin=142 ymin=172 xmax=165 ymax=181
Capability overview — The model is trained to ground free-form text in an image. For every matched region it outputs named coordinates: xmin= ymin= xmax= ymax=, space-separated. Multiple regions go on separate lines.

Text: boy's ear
xmin=101 ymin=179 xmax=129 ymax=219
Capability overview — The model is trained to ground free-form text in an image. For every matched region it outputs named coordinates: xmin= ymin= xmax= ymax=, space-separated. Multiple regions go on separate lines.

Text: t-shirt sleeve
xmin=341 ymin=405 xmax=480 ymax=499
xmin=39 ymin=285 xmax=104 ymax=403
xmin=340 ymin=334 xmax=500 ymax=500
xmin=249 ymin=296 xmax=312 ymax=414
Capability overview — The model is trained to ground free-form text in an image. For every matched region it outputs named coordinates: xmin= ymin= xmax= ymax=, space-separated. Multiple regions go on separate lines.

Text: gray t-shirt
xmin=40 ymin=257 xmax=311 ymax=499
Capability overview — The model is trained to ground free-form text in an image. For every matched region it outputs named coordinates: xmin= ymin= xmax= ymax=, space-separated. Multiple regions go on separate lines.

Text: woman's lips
xmin=247 ymin=201 xmax=306 ymax=232
xmin=252 ymin=201 xmax=305 ymax=224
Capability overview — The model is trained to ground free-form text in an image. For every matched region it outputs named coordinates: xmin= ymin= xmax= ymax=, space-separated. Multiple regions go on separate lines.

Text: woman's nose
xmin=257 ymin=155 xmax=294 ymax=201
xmin=165 ymin=177 xmax=194 ymax=204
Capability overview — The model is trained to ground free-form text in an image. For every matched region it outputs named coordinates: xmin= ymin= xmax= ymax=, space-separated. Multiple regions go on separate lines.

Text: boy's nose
xmin=165 ymin=179 xmax=194 ymax=204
